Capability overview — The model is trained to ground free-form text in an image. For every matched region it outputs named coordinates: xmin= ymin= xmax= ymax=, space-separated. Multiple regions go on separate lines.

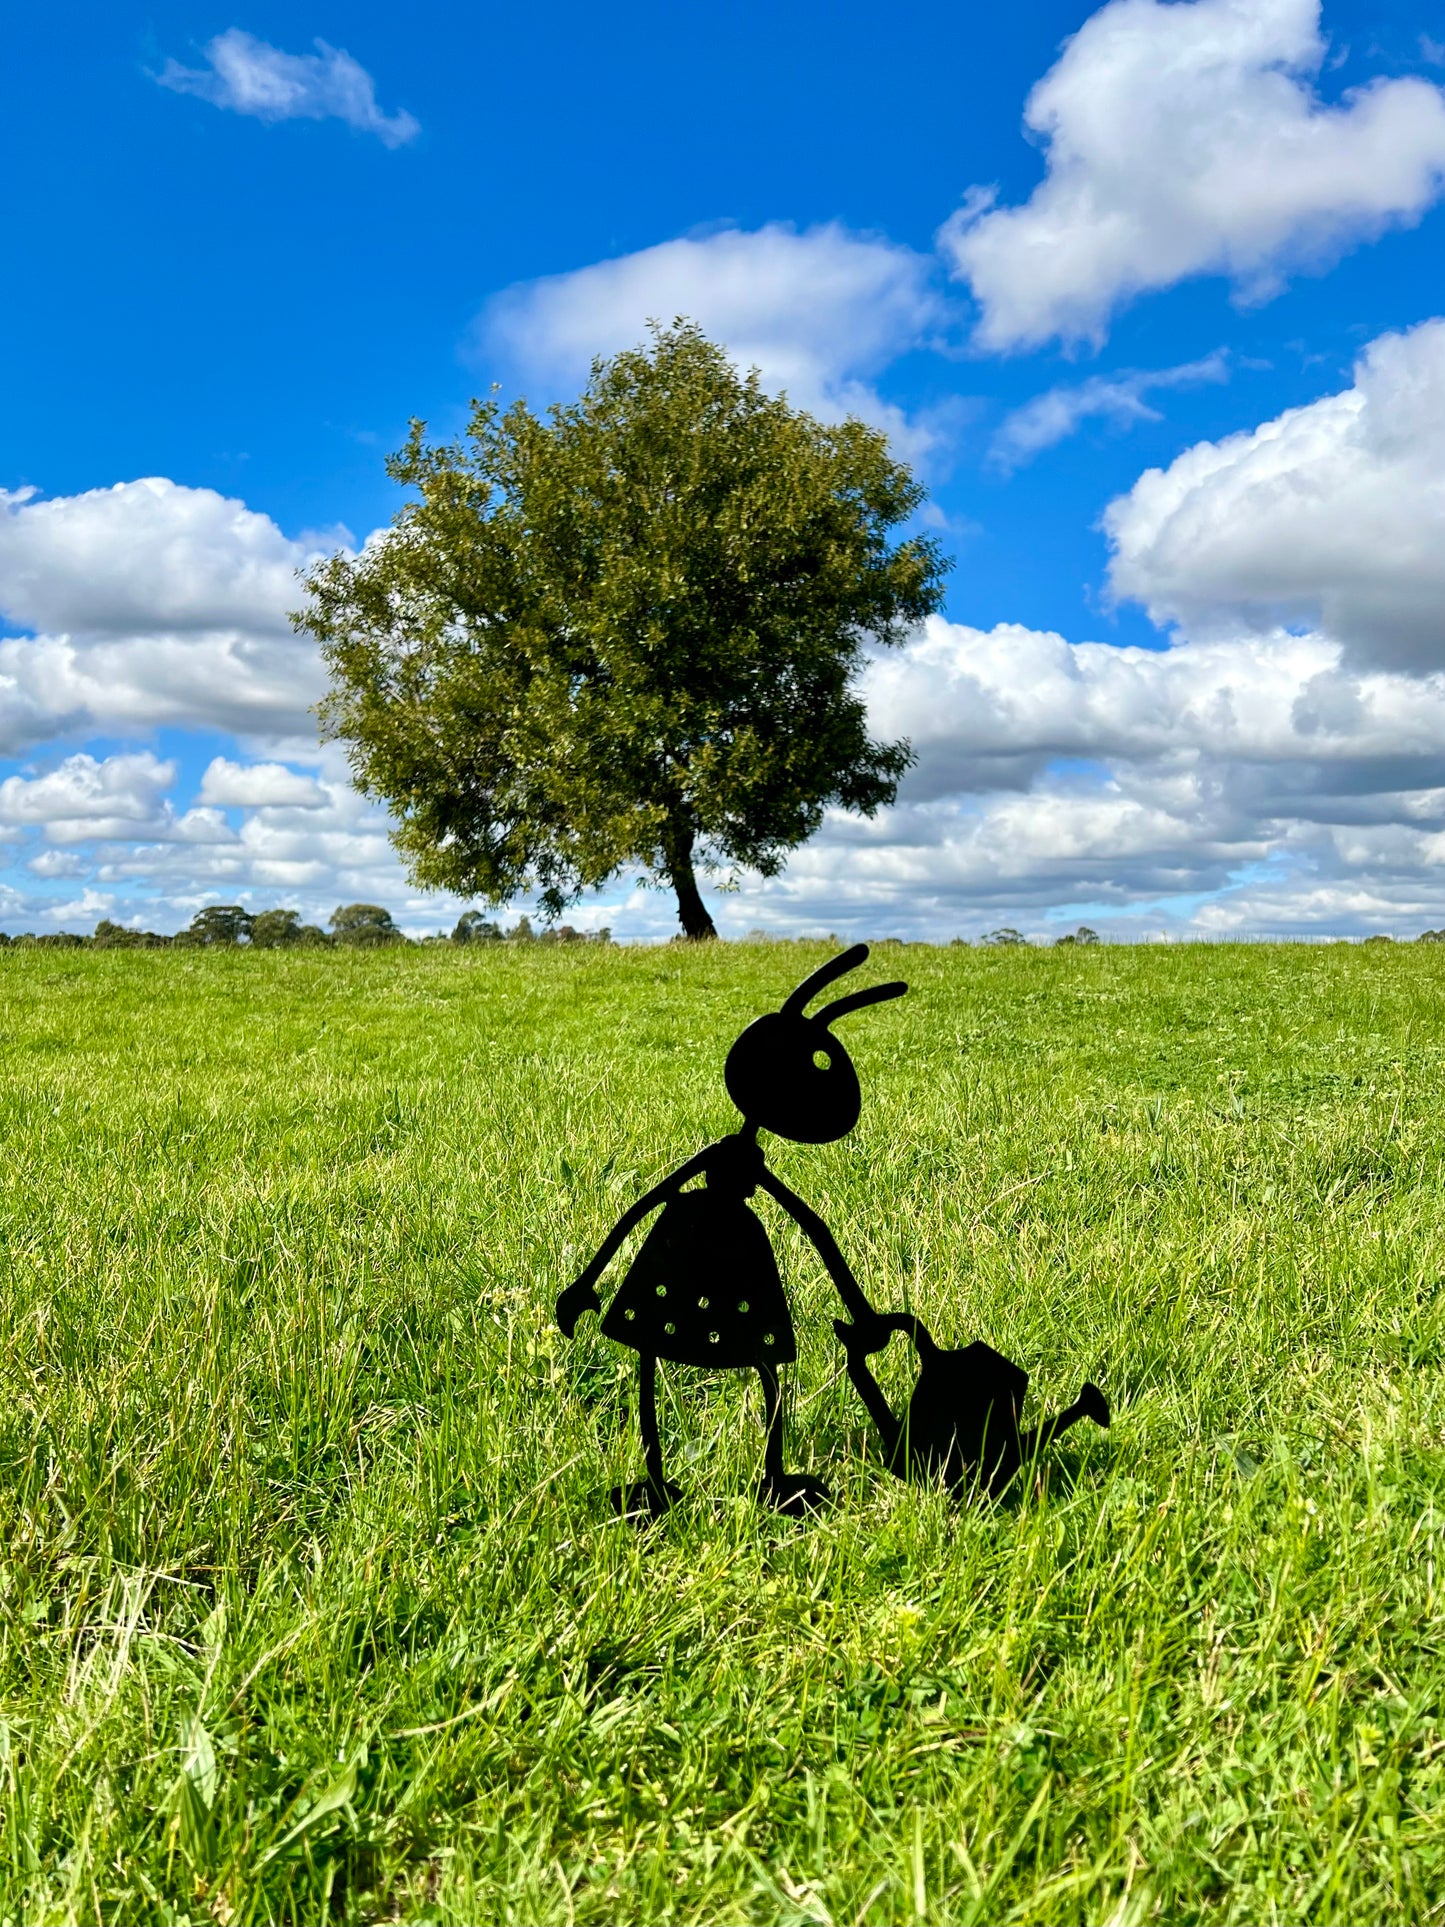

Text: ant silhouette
xmin=556 ymin=944 xmax=903 ymax=1518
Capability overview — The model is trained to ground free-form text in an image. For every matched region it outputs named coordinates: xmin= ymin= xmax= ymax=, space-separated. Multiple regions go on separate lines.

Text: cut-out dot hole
xmin=738 ymin=1300 xmax=750 ymax=1314
xmin=624 ymin=1308 xmax=635 ymax=1321
xmin=655 ymin=1284 xmax=667 ymax=1298
xmin=709 ymin=1331 xmax=720 ymax=1345
xmin=664 ymin=1321 xmax=676 ymax=1336
xmin=698 ymin=1295 xmax=709 ymax=1310
xmin=763 ymin=1333 xmax=776 ymax=1347
xmin=813 ymin=1049 xmax=830 ymax=1070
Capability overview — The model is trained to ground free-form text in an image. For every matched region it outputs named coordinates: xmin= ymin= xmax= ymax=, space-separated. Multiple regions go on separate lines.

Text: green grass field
xmin=1 ymin=940 xmax=1442 ymax=1924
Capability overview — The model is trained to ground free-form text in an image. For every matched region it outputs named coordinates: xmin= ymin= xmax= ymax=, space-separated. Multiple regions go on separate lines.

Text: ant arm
xmin=832 ymin=1318 xmax=902 ymax=1460
xmin=756 ymin=1171 xmax=886 ymax=1340
xmin=555 ymin=1149 xmax=711 ymax=1337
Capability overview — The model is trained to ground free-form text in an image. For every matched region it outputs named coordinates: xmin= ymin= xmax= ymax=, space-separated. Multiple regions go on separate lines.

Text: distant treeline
xmin=6 ymin=911 xmax=1445 ymax=951
xmin=0 ymin=905 xmax=612 ymax=950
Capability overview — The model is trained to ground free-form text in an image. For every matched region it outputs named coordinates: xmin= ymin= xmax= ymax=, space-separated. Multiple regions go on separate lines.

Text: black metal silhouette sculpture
xmin=556 ymin=943 xmax=905 ymax=1517
xmin=834 ymin=1312 xmax=1110 ymax=1497
xmin=556 ymin=942 xmax=1111 ymax=1517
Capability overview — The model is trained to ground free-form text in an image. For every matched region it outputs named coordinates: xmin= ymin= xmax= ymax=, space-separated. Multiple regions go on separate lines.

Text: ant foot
xmin=759 ymin=1471 xmax=831 ymax=1518
xmin=610 ymin=1477 xmax=683 ymax=1521
xmin=1078 ymin=1382 xmax=1110 ymax=1429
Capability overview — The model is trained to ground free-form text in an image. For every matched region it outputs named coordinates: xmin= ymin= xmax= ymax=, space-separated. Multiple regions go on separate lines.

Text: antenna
xmin=780 ymin=943 xmax=870 ymax=1017
xmin=813 ymin=981 xmax=908 ymax=1027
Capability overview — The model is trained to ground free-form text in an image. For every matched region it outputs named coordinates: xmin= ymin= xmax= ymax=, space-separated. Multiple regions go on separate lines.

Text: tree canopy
xmin=298 ymin=321 xmax=948 ymax=937
xmin=330 ymin=903 xmax=404 ymax=946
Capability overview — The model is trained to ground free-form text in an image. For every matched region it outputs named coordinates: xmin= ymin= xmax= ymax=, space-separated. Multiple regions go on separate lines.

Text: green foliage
xmin=91 ymin=919 xmax=170 ymax=949
xmin=1053 ymin=925 xmax=1101 ymax=947
xmin=330 ymin=902 xmax=405 ymax=947
xmin=982 ymin=926 xmax=1028 ymax=946
xmin=180 ymin=903 xmax=254 ymax=947
xmin=0 ymin=940 xmax=1442 ymax=1918
xmin=451 ymin=909 xmax=503 ymax=944
xmin=251 ymin=908 xmax=331 ymax=949
xmin=298 ymin=320 xmax=948 ymax=938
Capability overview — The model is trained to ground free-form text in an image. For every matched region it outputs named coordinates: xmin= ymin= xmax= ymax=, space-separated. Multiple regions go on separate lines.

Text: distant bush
xmin=92 ymin=920 xmax=170 ymax=949
xmin=251 ymin=909 xmax=331 ymax=948
xmin=981 ymin=927 xmax=1028 ymax=947
xmin=1055 ymin=926 xmax=1101 ymax=947
xmin=179 ymin=905 xmax=254 ymax=947
xmin=330 ymin=904 xmax=405 ymax=947
xmin=452 ymin=910 xmax=503 ymax=944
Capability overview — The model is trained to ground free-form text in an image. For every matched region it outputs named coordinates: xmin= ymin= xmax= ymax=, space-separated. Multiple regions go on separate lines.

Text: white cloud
xmin=199 ymin=757 xmax=326 ymax=809
xmin=991 ymin=353 xmax=1229 ymax=469
xmin=0 ymin=478 xmax=336 ymax=753
xmin=941 ymin=0 xmax=1445 ymax=352
xmin=1105 ymin=318 xmax=1445 ymax=671
xmin=27 ymin=850 xmax=88 ymax=878
xmin=0 ymin=749 xmax=468 ymax=936
xmin=155 ymin=30 xmax=418 ymax=147
xmin=8 ymin=624 xmax=1445 ymax=939
xmin=0 ymin=752 xmax=175 ymax=844
xmin=0 ymin=477 xmax=320 ymax=636
xmin=479 ymin=223 xmax=950 ymax=454
xmin=692 ymin=614 xmax=1445 ymax=939
xmin=862 ymin=618 xmax=1445 ymax=795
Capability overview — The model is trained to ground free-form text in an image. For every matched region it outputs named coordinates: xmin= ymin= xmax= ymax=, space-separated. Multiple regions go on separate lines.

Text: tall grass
xmin=0 ymin=941 xmax=1441 ymax=1923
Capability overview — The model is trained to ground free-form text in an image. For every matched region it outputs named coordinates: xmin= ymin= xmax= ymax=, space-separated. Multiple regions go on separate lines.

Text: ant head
xmin=724 ymin=944 xmax=907 ymax=1143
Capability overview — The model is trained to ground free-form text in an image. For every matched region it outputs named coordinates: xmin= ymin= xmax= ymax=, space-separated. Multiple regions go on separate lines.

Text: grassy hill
xmin=1 ymin=940 xmax=1441 ymax=1922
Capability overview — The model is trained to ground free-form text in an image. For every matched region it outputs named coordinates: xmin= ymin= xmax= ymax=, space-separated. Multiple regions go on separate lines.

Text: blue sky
xmin=4 ymin=0 xmax=1445 ymax=938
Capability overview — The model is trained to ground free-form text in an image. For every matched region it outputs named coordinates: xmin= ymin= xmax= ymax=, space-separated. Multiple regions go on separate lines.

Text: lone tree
xmin=330 ymin=903 xmax=405 ymax=947
xmin=298 ymin=321 xmax=948 ymax=939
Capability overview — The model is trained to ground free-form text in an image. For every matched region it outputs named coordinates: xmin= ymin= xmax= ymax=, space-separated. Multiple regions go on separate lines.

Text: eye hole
xmin=813 ymin=1049 xmax=830 ymax=1070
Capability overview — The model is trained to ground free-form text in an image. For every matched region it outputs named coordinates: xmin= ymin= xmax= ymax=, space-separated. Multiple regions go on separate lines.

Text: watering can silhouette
xmin=835 ymin=1309 xmax=1109 ymax=1497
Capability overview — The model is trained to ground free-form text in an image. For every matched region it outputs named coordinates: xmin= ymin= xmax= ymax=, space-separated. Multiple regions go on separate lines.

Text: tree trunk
xmin=664 ymin=818 xmax=718 ymax=940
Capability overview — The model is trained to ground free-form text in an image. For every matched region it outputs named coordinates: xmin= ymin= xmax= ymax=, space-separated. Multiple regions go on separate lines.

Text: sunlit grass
xmin=0 ymin=940 xmax=1442 ymax=1923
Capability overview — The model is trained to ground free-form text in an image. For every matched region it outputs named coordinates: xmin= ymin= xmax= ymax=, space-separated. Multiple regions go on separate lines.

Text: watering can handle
xmin=835 ymin=1310 xmax=932 ymax=1357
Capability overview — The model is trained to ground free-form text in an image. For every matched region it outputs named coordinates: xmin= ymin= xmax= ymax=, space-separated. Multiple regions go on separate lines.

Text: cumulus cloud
xmin=0 ymin=478 xmax=336 ymax=753
xmin=9 ymin=619 xmax=1445 ymax=939
xmin=1105 ymin=318 xmax=1445 ymax=671
xmin=155 ymin=30 xmax=418 ymax=147
xmin=0 ymin=746 xmax=472 ymax=937
xmin=7 ymin=379 xmax=1445 ymax=938
xmin=941 ymin=0 xmax=1445 ymax=352
xmin=479 ymin=223 xmax=952 ymax=454
xmin=0 ymin=752 xmax=176 ymax=844
xmin=700 ymin=615 xmax=1445 ymax=939
xmin=861 ymin=618 xmax=1445 ymax=797
xmin=199 ymin=757 xmax=327 ymax=809
xmin=991 ymin=353 xmax=1229 ymax=469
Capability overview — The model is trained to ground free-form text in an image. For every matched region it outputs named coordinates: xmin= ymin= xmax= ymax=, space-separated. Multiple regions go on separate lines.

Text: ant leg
xmin=610 ymin=1353 xmax=683 ymax=1520
xmin=756 ymin=1363 xmax=829 ymax=1518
